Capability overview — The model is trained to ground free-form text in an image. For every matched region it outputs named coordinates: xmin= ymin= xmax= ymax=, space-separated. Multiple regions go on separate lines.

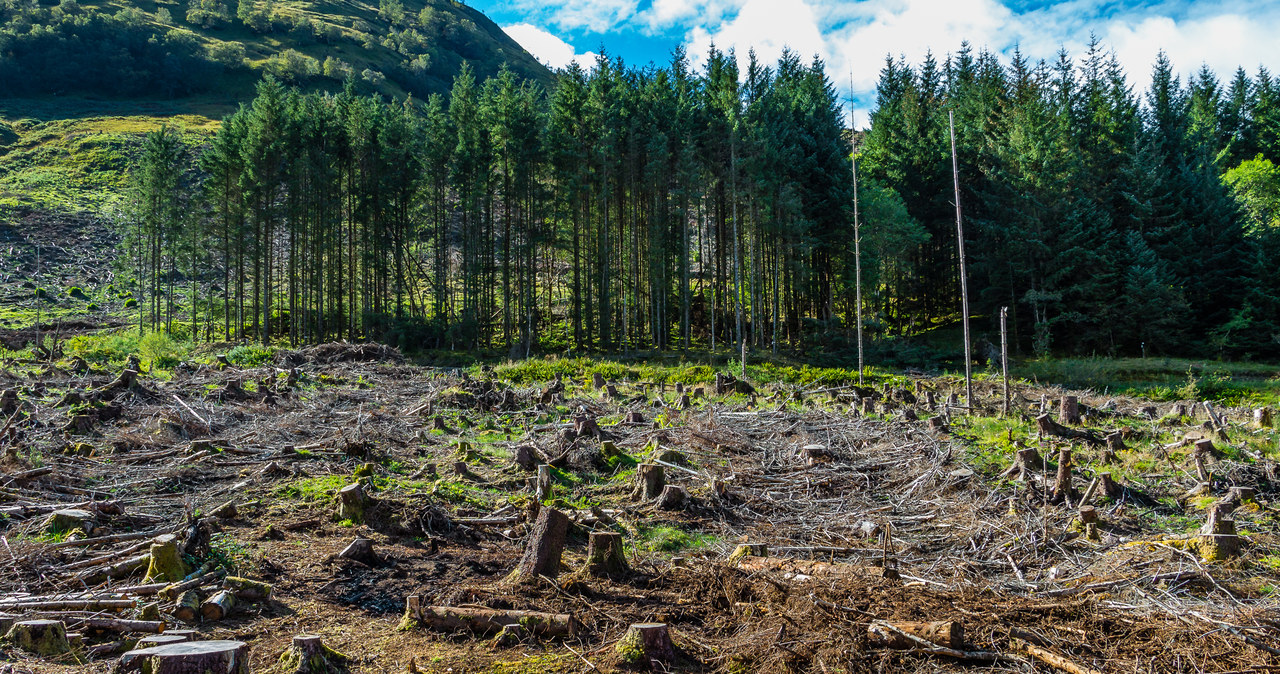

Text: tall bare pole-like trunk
xmin=850 ymin=93 xmax=863 ymax=387
xmin=731 ymin=139 xmax=742 ymax=350
xmin=1001 ymin=306 xmax=1010 ymax=415
xmin=949 ymin=110 xmax=973 ymax=409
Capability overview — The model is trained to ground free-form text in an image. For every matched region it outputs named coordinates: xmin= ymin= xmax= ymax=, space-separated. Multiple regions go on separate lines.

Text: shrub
xmin=227 ymin=344 xmax=276 ymax=367
xmin=263 ymin=49 xmax=320 ymax=82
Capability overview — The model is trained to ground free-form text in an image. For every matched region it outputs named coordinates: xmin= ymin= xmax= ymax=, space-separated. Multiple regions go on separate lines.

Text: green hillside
xmin=0 ymin=0 xmax=553 ymax=102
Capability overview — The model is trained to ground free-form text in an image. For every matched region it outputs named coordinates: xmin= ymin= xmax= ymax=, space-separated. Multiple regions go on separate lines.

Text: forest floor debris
xmin=0 ymin=342 xmax=1278 ymax=672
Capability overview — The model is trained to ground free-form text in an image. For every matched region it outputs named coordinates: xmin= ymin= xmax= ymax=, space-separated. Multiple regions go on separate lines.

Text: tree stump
xmin=625 ymin=411 xmax=645 ymax=424
xmin=677 ymin=394 xmax=690 ymax=410
xmin=1098 ymin=472 xmax=1122 ymax=500
xmin=924 ymin=390 xmax=936 ymax=409
xmin=1220 ymin=486 xmax=1256 ymax=508
xmin=1103 ymin=432 xmax=1124 ymax=463
xmin=145 ymin=534 xmax=190 ymax=583
xmin=1000 ymin=447 xmax=1043 ymax=481
xmin=615 ymin=623 xmax=674 ymax=669
xmin=1198 ymin=503 xmax=1240 ymax=561
xmin=431 ymin=416 xmax=447 ymax=432
xmin=339 ymin=538 xmax=377 ymax=565
xmin=1052 ymin=448 xmax=1074 ymax=503
xmin=44 ymin=508 xmax=96 ymax=537
xmin=509 ymin=507 xmax=568 ymax=583
xmin=512 ymin=445 xmax=538 ymax=472
xmin=635 ymin=464 xmax=665 ymax=501
xmin=491 ymin=623 xmax=526 ymax=647
xmin=581 ymin=531 xmax=629 ymax=577
xmin=535 ymin=465 xmax=552 ymax=501
xmin=600 ymin=441 xmax=621 ymax=461
xmin=926 ymin=416 xmax=948 ymax=433
xmin=278 ymin=634 xmax=349 ymax=674
xmin=592 ymin=372 xmax=606 ymax=390
xmin=1059 ymin=396 xmax=1081 ymax=424
xmin=136 ymin=635 xmax=190 ymax=649
xmin=200 ymin=590 xmax=236 ymax=621
xmin=728 ymin=543 xmax=767 ymax=564
xmin=4 ymin=619 xmax=71 ymax=656
xmin=117 ymin=640 xmax=250 ymax=674
xmin=656 ymin=485 xmax=686 ymax=510
xmin=335 ymin=483 xmax=370 ymax=523
xmin=573 ymin=416 xmax=599 ymax=438
xmin=1254 ymin=407 xmax=1273 ymax=429
xmin=0 ymin=389 xmax=18 ymax=415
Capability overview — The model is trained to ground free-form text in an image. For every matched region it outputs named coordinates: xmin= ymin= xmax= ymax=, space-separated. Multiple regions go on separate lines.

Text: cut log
xmin=278 ymin=634 xmax=349 ymax=674
xmin=615 ymin=623 xmax=674 ymax=669
xmin=509 ymin=507 xmax=568 ymax=583
xmin=581 ymin=531 xmax=629 ymax=577
xmin=635 ymin=463 xmax=665 ymax=501
xmin=1011 ymin=637 xmax=1103 ymax=674
xmin=200 ymin=590 xmax=236 ymax=621
xmin=158 ymin=567 xmax=225 ymax=601
xmin=656 ymin=485 xmax=687 ymax=510
xmin=1036 ymin=415 xmax=1101 ymax=444
xmin=145 ymin=535 xmax=190 ymax=584
xmin=3 ymin=619 xmax=71 ymax=656
xmin=77 ymin=618 xmax=165 ymax=634
xmin=404 ymin=597 xmax=575 ymax=638
xmin=116 ymin=640 xmax=250 ymax=674
xmin=868 ymin=621 xmax=964 ymax=650
xmin=173 ymin=590 xmax=201 ymax=623
xmin=222 ymin=576 xmax=273 ymax=601
xmin=1059 ymin=396 xmax=1081 ymax=425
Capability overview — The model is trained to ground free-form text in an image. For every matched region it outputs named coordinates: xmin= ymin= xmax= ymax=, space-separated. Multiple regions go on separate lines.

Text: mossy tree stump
xmin=615 ymin=623 xmax=673 ymax=669
xmin=4 ymin=619 xmax=71 ymax=656
xmin=279 ymin=634 xmax=349 ymax=674
xmin=144 ymin=534 xmax=190 ymax=583
xmin=335 ymin=483 xmax=370 ymax=523
xmin=581 ymin=531 xmax=629 ymax=577
xmin=117 ymin=640 xmax=249 ymax=674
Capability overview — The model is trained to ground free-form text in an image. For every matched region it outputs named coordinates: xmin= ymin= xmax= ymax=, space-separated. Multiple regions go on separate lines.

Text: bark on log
xmin=1011 ymin=637 xmax=1103 ymax=674
xmin=1036 ymin=415 xmax=1102 ymax=444
xmin=200 ymin=590 xmax=236 ymax=621
xmin=173 ymin=591 xmax=200 ymax=623
xmin=509 ymin=507 xmax=568 ymax=582
xmin=116 ymin=640 xmax=250 ymax=674
xmin=222 ymin=576 xmax=273 ymax=601
xmin=615 ymin=623 xmax=673 ymax=669
xmin=77 ymin=618 xmax=165 ymax=634
xmin=404 ymin=597 xmax=575 ymax=638
xmin=868 ymin=621 xmax=964 ymax=650
xmin=158 ymin=568 xmax=225 ymax=602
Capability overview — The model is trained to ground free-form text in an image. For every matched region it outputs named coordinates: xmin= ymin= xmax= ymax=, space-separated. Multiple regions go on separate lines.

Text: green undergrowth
xmin=632 ymin=525 xmax=718 ymax=554
xmin=1015 ymin=357 xmax=1280 ymax=405
xmin=482 ymin=355 xmax=907 ymax=389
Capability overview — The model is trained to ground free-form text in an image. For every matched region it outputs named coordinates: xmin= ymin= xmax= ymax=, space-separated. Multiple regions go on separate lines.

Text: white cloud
xmin=508 ymin=0 xmax=639 ymax=32
xmin=671 ymin=0 xmax=1280 ymax=128
xmin=502 ymin=23 xmax=599 ymax=70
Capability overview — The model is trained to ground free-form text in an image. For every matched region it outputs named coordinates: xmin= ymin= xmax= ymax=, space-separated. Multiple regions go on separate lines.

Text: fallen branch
xmin=1011 ymin=637 xmax=1103 ymax=674
xmin=867 ymin=621 xmax=998 ymax=661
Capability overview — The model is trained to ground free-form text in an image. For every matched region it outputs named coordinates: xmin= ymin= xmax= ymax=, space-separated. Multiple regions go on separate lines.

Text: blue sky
xmin=472 ymin=0 xmax=1280 ymax=128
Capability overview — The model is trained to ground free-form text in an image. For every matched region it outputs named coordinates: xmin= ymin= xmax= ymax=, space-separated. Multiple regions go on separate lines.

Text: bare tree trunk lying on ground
xmin=404 ymin=597 xmax=575 ymax=638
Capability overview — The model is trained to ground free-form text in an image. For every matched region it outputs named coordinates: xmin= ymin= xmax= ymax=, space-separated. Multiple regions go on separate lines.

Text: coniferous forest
xmin=126 ymin=40 xmax=1280 ymax=360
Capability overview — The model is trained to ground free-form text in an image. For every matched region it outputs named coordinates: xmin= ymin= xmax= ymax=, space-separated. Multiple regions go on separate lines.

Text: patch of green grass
xmin=274 ymin=474 xmax=348 ymax=502
xmin=1015 ymin=357 xmax=1280 ymax=405
xmin=634 ymin=525 xmax=717 ymax=554
xmin=227 ymin=343 xmax=277 ymax=367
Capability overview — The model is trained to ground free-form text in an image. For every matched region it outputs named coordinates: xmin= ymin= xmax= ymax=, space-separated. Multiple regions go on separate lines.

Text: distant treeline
xmin=864 ymin=41 xmax=1280 ymax=358
xmin=126 ymin=42 xmax=1280 ymax=359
